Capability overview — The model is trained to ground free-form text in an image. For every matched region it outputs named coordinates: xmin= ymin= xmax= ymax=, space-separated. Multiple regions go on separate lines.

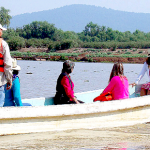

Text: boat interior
xmin=22 ymin=85 xmax=142 ymax=107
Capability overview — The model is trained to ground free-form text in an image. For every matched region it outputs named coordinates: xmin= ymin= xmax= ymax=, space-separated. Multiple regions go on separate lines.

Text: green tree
xmin=53 ymin=29 xmax=64 ymax=41
xmin=84 ymin=22 xmax=100 ymax=37
xmin=133 ymin=30 xmax=146 ymax=41
xmin=32 ymin=21 xmax=56 ymax=39
xmin=123 ymin=31 xmax=132 ymax=42
xmin=0 ymin=7 xmax=12 ymax=27
xmin=98 ymin=26 xmax=107 ymax=42
xmin=63 ymin=31 xmax=78 ymax=40
xmin=106 ymin=28 xmax=116 ymax=41
xmin=3 ymin=28 xmax=19 ymax=40
xmin=16 ymin=26 xmax=32 ymax=39
xmin=18 ymin=21 xmax=57 ymax=39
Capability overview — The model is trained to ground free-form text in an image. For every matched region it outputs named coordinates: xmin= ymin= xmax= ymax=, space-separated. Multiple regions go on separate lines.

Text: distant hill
xmin=10 ymin=4 xmax=150 ymax=33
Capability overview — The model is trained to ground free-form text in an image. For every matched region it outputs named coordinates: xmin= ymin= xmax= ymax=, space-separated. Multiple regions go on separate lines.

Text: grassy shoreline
xmin=11 ymin=51 xmax=147 ymax=64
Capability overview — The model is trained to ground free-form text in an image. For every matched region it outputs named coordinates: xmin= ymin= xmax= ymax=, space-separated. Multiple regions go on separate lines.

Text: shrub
xmin=27 ymin=38 xmax=43 ymax=48
xmin=48 ymin=42 xmax=55 ymax=52
xmin=61 ymin=40 xmax=73 ymax=50
xmin=7 ymin=36 xmax=25 ymax=50
xmin=124 ymin=52 xmax=131 ymax=54
xmin=138 ymin=51 xmax=143 ymax=54
xmin=107 ymin=52 xmax=112 ymax=55
xmin=110 ymin=46 xmax=117 ymax=51
xmin=42 ymin=38 xmax=52 ymax=47
xmin=60 ymin=55 xmax=68 ymax=60
xmin=25 ymin=39 xmax=35 ymax=48
xmin=54 ymin=42 xmax=61 ymax=50
xmin=133 ymin=49 xmax=137 ymax=52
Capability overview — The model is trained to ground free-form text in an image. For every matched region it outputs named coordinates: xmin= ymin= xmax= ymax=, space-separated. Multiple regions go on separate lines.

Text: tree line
xmin=1 ymin=7 xmax=150 ymax=51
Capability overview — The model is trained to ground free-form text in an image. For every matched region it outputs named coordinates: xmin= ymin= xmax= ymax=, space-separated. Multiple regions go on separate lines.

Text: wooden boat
xmin=0 ymin=85 xmax=150 ymax=135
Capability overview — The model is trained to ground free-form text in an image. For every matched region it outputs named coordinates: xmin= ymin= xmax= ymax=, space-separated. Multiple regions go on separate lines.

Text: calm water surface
xmin=17 ymin=60 xmax=148 ymax=99
xmin=18 ymin=60 xmax=148 ymax=99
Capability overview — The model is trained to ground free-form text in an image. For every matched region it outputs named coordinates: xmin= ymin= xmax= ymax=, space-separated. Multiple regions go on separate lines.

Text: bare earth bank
xmin=0 ymin=123 xmax=150 ymax=149
xmin=16 ymin=48 xmax=148 ymax=64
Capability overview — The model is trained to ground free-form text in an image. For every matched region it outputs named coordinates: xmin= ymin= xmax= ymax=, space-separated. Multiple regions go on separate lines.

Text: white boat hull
xmin=0 ymin=85 xmax=150 ymax=135
xmin=0 ymin=90 xmax=150 ymax=135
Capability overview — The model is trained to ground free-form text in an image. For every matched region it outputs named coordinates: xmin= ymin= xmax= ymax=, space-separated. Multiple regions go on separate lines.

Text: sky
xmin=1 ymin=0 xmax=150 ymax=16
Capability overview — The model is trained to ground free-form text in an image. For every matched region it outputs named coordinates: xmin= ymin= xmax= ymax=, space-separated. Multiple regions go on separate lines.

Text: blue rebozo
xmin=4 ymin=75 xmax=23 ymax=107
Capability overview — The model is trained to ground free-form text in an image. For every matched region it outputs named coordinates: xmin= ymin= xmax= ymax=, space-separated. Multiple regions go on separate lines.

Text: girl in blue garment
xmin=4 ymin=58 xmax=23 ymax=106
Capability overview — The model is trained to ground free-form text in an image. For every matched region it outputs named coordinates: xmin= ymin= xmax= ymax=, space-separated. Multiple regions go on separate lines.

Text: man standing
xmin=0 ymin=24 xmax=12 ymax=106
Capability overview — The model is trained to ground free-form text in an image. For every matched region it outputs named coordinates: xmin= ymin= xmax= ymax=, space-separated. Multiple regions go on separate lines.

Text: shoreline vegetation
xmin=4 ymin=21 xmax=150 ymax=64
xmin=11 ymin=47 xmax=148 ymax=64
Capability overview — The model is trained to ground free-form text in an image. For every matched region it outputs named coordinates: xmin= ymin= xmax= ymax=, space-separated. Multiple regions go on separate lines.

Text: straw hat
xmin=12 ymin=58 xmax=21 ymax=71
xmin=0 ymin=24 xmax=7 ymax=31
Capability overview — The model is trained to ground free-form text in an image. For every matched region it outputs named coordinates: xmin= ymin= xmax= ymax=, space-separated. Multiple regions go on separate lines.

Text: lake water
xmin=18 ymin=60 xmax=148 ymax=99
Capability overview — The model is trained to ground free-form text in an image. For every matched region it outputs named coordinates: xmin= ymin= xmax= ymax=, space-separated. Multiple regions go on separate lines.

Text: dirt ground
xmin=18 ymin=47 xmax=148 ymax=55
xmin=17 ymin=48 xmax=148 ymax=64
xmin=0 ymin=123 xmax=150 ymax=150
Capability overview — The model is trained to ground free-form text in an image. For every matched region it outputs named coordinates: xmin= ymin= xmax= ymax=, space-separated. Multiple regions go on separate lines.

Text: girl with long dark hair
xmin=102 ymin=62 xmax=129 ymax=100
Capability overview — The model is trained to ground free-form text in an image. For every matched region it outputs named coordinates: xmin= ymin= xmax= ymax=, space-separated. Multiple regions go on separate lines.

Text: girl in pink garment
xmin=102 ymin=62 xmax=129 ymax=100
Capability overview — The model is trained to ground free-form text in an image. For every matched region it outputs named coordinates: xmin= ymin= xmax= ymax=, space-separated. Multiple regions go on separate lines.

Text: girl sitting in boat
xmin=97 ymin=62 xmax=129 ymax=101
xmin=54 ymin=60 xmax=83 ymax=105
xmin=132 ymin=49 xmax=150 ymax=96
xmin=4 ymin=58 xmax=23 ymax=106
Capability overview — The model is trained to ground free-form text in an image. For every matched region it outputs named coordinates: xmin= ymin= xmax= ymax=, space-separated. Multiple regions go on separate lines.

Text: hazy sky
xmin=1 ymin=0 xmax=150 ymax=16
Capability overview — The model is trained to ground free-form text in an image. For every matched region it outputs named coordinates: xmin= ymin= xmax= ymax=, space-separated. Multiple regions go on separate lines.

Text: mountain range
xmin=10 ymin=4 xmax=150 ymax=33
